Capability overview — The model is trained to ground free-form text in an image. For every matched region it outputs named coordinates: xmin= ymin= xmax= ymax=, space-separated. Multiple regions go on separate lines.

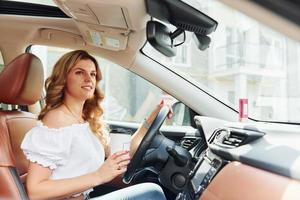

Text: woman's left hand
xmin=131 ymin=99 xmax=173 ymax=156
xmin=146 ymin=99 xmax=173 ymax=124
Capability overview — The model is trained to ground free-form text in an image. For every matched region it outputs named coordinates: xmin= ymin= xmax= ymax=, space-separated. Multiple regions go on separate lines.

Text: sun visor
xmin=76 ymin=22 xmax=130 ymax=51
xmin=40 ymin=29 xmax=86 ymax=46
xmin=54 ymin=0 xmax=131 ymax=51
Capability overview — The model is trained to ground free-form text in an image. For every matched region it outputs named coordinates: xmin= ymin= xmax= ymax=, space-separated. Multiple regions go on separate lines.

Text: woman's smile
xmin=81 ymin=85 xmax=93 ymax=91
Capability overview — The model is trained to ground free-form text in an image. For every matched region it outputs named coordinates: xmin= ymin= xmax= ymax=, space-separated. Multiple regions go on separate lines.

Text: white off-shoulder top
xmin=21 ymin=121 xmax=105 ymax=197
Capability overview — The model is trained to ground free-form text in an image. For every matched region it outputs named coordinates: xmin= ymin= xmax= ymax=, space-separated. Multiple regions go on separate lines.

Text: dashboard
xmin=175 ymin=116 xmax=300 ymax=200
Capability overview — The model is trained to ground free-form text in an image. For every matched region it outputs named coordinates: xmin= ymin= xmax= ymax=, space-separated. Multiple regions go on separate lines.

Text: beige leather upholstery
xmin=6 ymin=112 xmax=38 ymax=175
xmin=199 ymin=161 xmax=300 ymax=200
xmin=0 ymin=53 xmax=43 ymax=105
xmin=0 ymin=53 xmax=44 ymax=200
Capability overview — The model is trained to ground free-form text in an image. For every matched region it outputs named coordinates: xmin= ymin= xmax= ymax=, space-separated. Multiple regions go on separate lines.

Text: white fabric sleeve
xmin=21 ymin=126 xmax=73 ymax=170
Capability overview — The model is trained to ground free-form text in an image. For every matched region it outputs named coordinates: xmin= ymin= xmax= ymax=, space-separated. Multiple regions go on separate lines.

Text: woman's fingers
xmin=159 ymin=99 xmax=165 ymax=107
xmin=110 ymin=150 xmax=129 ymax=159
xmin=114 ymin=153 xmax=131 ymax=164
xmin=118 ymin=160 xmax=130 ymax=168
xmin=96 ymin=150 xmax=131 ymax=184
xmin=168 ymin=107 xmax=173 ymax=119
xmin=159 ymin=99 xmax=173 ymax=119
xmin=113 ymin=160 xmax=130 ymax=173
xmin=108 ymin=150 xmax=131 ymax=171
xmin=116 ymin=166 xmax=127 ymax=175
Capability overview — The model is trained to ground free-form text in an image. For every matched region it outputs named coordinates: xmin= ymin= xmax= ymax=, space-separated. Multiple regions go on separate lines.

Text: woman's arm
xmin=26 ymin=163 xmax=96 ymax=200
xmin=26 ymin=150 xmax=130 ymax=200
xmin=130 ymin=100 xmax=173 ymax=156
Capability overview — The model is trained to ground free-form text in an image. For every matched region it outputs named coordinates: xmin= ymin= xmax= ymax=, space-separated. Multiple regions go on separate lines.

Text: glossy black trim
xmin=0 ymin=0 xmax=69 ymax=18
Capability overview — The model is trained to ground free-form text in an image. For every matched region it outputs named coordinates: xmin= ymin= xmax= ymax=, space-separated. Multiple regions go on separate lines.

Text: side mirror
xmin=170 ymin=102 xmax=195 ymax=126
xmin=146 ymin=21 xmax=176 ymax=57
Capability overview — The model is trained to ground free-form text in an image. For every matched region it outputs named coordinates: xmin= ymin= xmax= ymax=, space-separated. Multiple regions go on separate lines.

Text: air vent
xmin=213 ymin=127 xmax=264 ymax=148
xmin=181 ymin=138 xmax=198 ymax=150
xmin=222 ymin=132 xmax=246 ymax=147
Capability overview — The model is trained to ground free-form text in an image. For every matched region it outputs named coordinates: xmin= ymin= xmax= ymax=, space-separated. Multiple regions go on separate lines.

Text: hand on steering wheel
xmin=123 ymin=105 xmax=171 ymax=184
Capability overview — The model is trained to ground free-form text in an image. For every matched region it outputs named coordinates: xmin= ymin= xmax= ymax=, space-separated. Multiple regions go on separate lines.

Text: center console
xmin=174 ymin=116 xmax=228 ymax=200
xmin=175 ymin=150 xmax=225 ymax=200
xmin=190 ymin=150 xmax=224 ymax=197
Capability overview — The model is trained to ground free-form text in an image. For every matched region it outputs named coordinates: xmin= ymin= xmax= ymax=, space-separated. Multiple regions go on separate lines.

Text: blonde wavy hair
xmin=38 ymin=50 xmax=109 ymax=148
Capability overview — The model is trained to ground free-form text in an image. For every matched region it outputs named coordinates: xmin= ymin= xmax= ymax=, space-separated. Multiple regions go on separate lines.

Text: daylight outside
xmin=15 ymin=0 xmax=300 ymax=123
xmin=144 ymin=0 xmax=300 ymax=123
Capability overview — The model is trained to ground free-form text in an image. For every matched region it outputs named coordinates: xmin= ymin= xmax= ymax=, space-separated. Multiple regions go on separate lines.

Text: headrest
xmin=0 ymin=53 xmax=44 ymax=105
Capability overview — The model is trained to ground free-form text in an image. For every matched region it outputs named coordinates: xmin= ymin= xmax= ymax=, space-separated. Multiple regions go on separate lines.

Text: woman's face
xmin=65 ymin=59 xmax=97 ymax=101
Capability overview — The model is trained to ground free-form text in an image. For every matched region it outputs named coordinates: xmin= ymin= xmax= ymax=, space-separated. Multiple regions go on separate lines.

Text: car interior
xmin=0 ymin=0 xmax=300 ymax=200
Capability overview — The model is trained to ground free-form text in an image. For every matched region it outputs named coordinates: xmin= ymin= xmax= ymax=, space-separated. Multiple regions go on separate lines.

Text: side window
xmin=171 ymin=102 xmax=191 ymax=126
xmin=29 ymin=45 xmax=192 ymax=125
xmin=0 ymin=50 xmax=7 ymax=110
xmin=0 ymin=50 xmax=4 ymax=73
xmin=99 ymin=60 xmax=164 ymax=122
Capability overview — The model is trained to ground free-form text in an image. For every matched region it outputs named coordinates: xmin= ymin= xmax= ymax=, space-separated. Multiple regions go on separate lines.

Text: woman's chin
xmin=77 ymin=93 xmax=93 ymax=101
xmin=86 ymin=93 xmax=95 ymax=100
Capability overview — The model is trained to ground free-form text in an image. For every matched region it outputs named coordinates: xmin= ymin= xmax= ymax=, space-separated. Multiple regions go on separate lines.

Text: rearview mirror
xmin=146 ymin=21 xmax=176 ymax=57
xmin=146 ymin=0 xmax=218 ymax=35
xmin=145 ymin=0 xmax=218 ymax=55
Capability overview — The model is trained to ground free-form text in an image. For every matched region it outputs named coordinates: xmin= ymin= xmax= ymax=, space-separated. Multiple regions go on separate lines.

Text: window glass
xmin=30 ymin=45 xmax=189 ymax=125
xmin=143 ymin=0 xmax=300 ymax=123
xmin=0 ymin=50 xmax=4 ymax=73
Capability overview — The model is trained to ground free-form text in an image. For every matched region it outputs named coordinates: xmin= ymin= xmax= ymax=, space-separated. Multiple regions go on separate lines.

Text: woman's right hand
xmin=93 ymin=150 xmax=131 ymax=185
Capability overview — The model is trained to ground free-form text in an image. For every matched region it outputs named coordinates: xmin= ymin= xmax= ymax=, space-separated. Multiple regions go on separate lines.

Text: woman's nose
xmin=84 ymin=73 xmax=92 ymax=82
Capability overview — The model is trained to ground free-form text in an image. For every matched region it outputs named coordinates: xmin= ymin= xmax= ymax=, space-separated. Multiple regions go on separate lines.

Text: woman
xmin=21 ymin=50 xmax=168 ymax=200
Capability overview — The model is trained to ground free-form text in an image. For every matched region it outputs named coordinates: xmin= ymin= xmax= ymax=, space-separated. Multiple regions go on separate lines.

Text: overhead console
xmin=54 ymin=0 xmax=132 ymax=51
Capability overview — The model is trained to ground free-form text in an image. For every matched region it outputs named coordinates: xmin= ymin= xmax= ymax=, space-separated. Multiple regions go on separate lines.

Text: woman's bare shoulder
xmin=41 ymin=107 xmax=71 ymax=129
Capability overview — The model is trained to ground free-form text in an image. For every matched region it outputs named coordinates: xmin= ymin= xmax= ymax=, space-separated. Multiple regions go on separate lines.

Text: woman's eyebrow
xmin=73 ymin=67 xmax=96 ymax=73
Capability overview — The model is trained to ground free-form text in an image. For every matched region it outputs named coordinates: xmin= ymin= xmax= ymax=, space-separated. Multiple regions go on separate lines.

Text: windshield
xmin=143 ymin=0 xmax=300 ymax=123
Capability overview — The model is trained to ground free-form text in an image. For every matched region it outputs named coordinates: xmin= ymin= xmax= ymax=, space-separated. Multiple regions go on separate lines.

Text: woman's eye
xmin=75 ymin=71 xmax=84 ymax=75
xmin=91 ymin=72 xmax=96 ymax=77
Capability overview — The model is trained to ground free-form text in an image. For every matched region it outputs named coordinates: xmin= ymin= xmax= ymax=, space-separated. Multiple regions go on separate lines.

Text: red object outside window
xmin=239 ymin=98 xmax=248 ymax=122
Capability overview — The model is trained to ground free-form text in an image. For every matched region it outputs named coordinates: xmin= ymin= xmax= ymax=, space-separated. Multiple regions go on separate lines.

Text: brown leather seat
xmin=0 ymin=53 xmax=44 ymax=200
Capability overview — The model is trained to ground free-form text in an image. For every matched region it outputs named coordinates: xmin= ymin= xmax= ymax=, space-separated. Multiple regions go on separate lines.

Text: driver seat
xmin=0 ymin=53 xmax=44 ymax=199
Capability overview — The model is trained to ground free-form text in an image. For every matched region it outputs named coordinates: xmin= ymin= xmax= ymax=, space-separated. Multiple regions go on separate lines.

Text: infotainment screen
xmin=190 ymin=158 xmax=212 ymax=192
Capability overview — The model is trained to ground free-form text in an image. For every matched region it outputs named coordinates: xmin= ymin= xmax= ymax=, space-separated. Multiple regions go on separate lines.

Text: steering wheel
xmin=123 ymin=105 xmax=170 ymax=184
